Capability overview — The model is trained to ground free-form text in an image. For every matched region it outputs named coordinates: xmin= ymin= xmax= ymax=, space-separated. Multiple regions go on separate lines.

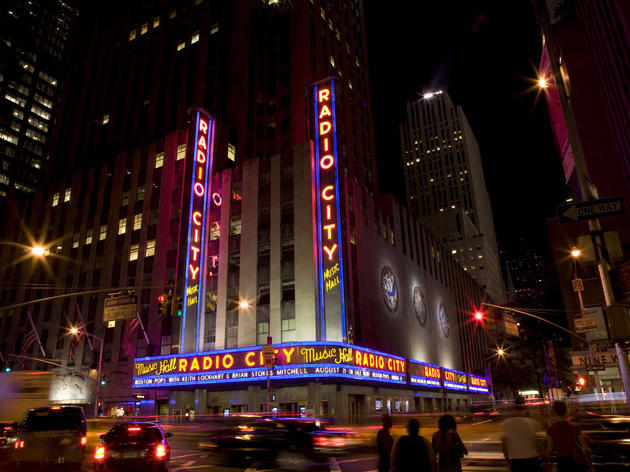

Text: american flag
xmin=19 ymin=328 xmax=38 ymax=368
xmin=122 ymin=316 xmax=141 ymax=359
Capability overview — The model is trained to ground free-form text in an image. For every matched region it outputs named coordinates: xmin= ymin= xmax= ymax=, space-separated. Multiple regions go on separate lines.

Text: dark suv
xmin=12 ymin=406 xmax=87 ymax=470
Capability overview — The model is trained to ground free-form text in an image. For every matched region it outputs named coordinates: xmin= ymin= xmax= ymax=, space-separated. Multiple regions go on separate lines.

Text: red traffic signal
xmin=158 ymin=294 xmax=166 ymax=304
xmin=474 ymin=311 xmax=484 ymax=321
xmin=578 ymin=377 xmax=586 ymax=386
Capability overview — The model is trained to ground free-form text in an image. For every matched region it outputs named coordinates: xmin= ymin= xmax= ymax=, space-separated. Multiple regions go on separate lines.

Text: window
xmin=38 ymin=71 xmax=57 ymax=86
xmin=152 ymin=16 xmax=160 ymax=28
xmin=154 ymin=151 xmax=164 ymax=168
xmin=169 ymin=8 xmax=176 ymax=19
xmin=13 ymin=109 xmax=24 ymax=120
xmin=145 ymin=239 xmax=156 ymax=258
xmin=25 ymin=128 xmax=44 ymax=142
xmin=210 ymin=23 xmax=219 ymax=35
xmin=121 ymin=190 xmax=130 ymax=206
xmin=191 ymin=32 xmax=199 ymax=44
xmin=31 ymin=105 xmax=51 ymax=120
xmin=102 ymin=113 xmax=109 ymax=125
xmin=118 ymin=218 xmax=127 ymax=235
xmin=85 ymin=229 xmax=93 ymax=245
xmin=141 ymin=23 xmax=148 ymax=35
xmin=27 ymin=116 xmax=48 ymax=132
xmin=72 ymin=234 xmax=79 ymax=249
xmin=137 ymin=186 xmax=145 ymax=201
xmin=230 ymin=216 xmax=241 ymax=236
xmin=35 ymin=94 xmax=53 ymax=109
xmin=210 ymin=222 xmax=220 ymax=240
xmin=5 ymin=93 xmax=26 ymax=107
xmin=330 ymin=55 xmax=335 ymax=68
xmin=227 ymin=143 xmax=236 ymax=162
xmin=129 ymin=29 xmax=136 ymax=41
xmin=177 ymin=144 xmax=186 ymax=160
xmin=133 ymin=213 xmax=142 ymax=230
xmin=99 ymin=224 xmax=107 ymax=241
xmin=64 ymin=188 xmax=71 ymax=202
xmin=129 ymin=243 xmax=139 ymax=261
xmin=177 ymin=41 xmax=185 ymax=51
xmin=52 ymin=192 xmax=59 ymax=207
xmin=0 ymin=131 xmax=18 ymax=145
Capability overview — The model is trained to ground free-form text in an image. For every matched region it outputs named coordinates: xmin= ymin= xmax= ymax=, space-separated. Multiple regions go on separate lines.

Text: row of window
xmin=51 ymin=188 xmax=71 ymax=206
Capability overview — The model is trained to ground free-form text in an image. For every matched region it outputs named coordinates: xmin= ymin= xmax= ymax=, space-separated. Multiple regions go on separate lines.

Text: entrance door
xmin=348 ymin=394 xmax=366 ymax=423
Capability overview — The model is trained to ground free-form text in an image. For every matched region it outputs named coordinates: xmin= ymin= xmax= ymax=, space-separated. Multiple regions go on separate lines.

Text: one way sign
xmin=557 ymin=197 xmax=625 ymax=223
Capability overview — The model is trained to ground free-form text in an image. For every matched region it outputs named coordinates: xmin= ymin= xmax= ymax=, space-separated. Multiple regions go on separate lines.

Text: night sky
xmin=364 ymin=1 xmax=570 ymax=259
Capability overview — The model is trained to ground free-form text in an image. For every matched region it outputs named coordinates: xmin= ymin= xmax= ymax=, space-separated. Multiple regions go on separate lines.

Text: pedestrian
xmin=391 ymin=418 xmax=437 ymax=472
xmin=377 ymin=415 xmax=394 ymax=472
xmin=501 ymin=405 xmax=543 ymax=472
xmin=544 ymin=400 xmax=593 ymax=472
xmin=431 ymin=414 xmax=467 ymax=472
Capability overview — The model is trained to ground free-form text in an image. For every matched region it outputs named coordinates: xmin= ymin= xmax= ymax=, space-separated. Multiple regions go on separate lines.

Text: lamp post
xmin=71 ymin=327 xmax=104 ymax=418
xmin=239 ymin=300 xmax=274 ymax=414
xmin=485 ymin=347 xmax=504 ymax=405
xmin=570 ymin=246 xmax=602 ymax=394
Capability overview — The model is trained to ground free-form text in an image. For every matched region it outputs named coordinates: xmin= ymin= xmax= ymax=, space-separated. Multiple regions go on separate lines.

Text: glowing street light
xmin=571 ymin=246 xmax=581 ymax=258
xmin=69 ymin=327 xmax=79 ymax=335
xmin=497 ymin=348 xmax=505 ymax=357
xmin=474 ymin=311 xmax=484 ymax=321
xmin=239 ymin=300 xmax=250 ymax=309
xmin=538 ymin=76 xmax=548 ymax=89
xmin=31 ymin=245 xmax=46 ymax=256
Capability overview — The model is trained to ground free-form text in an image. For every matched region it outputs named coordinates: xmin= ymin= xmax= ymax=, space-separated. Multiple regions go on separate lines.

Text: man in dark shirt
xmin=392 ymin=419 xmax=437 ymax=472
xmin=377 ymin=415 xmax=394 ymax=472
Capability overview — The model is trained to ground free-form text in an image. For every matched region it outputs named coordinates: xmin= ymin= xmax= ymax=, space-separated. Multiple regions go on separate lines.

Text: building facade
xmin=399 ymin=91 xmax=505 ymax=303
xmin=0 ymin=0 xmax=78 ymax=198
xmin=0 ymin=0 xmax=490 ymax=418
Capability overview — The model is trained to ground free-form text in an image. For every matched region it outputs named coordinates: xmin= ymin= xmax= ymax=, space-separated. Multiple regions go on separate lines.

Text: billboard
xmin=313 ymin=78 xmax=346 ymax=342
xmin=467 ymin=374 xmax=489 ymax=394
xmin=442 ymin=368 xmax=468 ymax=391
xmin=181 ymin=109 xmax=215 ymax=352
xmin=408 ymin=360 xmax=442 ymax=389
xmin=133 ymin=341 xmax=406 ymax=388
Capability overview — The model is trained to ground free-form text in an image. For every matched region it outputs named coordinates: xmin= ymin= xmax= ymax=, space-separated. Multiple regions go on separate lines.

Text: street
xmin=73 ymin=415 xmax=509 ymax=472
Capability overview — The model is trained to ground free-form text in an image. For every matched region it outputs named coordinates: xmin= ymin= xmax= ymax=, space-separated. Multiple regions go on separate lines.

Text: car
xmin=0 ymin=421 xmax=18 ymax=448
xmin=200 ymin=418 xmax=361 ymax=468
xmin=573 ymin=414 xmax=630 ymax=470
xmin=11 ymin=405 xmax=87 ymax=470
xmin=93 ymin=422 xmax=171 ymax=472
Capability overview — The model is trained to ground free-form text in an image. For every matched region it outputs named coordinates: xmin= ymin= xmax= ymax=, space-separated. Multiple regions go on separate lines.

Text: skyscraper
xmin=0 ymin=0 xmax=78 ymax=198
xmin=0 ymin=1 xmax=490 ymax=417
xmin=400 ymin=90 xmax=505 ymax=302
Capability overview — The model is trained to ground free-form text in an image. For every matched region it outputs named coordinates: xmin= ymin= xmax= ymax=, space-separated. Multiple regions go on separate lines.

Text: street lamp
xmin=238 ymin=300 xmax=274 ymax=414
xmin=70 ymin=327 xmax=104 ymax=418
xmin=538 ymin=76 xmax=548 ymax=89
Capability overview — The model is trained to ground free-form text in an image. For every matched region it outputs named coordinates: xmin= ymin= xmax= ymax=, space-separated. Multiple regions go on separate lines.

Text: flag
xmin=19 ymin=328 xmax=38 ymax=368
xmin=122 ymin=317 xmax=140 ymax=359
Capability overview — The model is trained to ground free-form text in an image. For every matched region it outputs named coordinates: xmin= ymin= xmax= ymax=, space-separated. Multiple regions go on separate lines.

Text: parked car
xmin=0 ymin=421 xmax=18 ymax=448
xmin=93 ymin=422 xmax=171 ymax=472
xmin=199 ymin=417 xmax=361 ymax=468
xmin=11 ymin=405 xmax=87 ymax=470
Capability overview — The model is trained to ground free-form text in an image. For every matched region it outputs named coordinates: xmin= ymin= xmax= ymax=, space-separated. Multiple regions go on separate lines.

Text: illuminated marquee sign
xmin=133 ymin=342 xmax=406 ymax=388
xmin=443 ymin=368 xmax=468 ymax=391
xmin=181 ymin=109 xmax=215 ymax=352
xmin=408 ymin=360 xmax=442 ymax=389
xmin=313 ymin=78 xmax=346 ymax=341
xmin=468 ymin=374 xmax=489 ymax=394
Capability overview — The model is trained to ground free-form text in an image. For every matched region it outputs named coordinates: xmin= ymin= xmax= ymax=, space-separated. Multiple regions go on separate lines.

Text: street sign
xmin=103 ymin=294 xmax=137 ymax=322
xmin=557 ymin=197 xmax=625 ymax=223
xmin=586 ymin=364 xmax=606 ymax=372
xmin=572 ymin=278 xmax=584 ymax=292
xmin=502 ymin=313 xmax=519 ymax=337
xmin=574 ymin=316 xmax=598 ymax=333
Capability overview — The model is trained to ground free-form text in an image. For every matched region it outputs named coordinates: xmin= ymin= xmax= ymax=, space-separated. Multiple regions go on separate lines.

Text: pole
xmin=573 ymin=257 xmax=602 ymax=394
xmin=94 ymin=337 xmax=104 ymax=418
xmin=27 ymin=312 xmax=46 ymax=358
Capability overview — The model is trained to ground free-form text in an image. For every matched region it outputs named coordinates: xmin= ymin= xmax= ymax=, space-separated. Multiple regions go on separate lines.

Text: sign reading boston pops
xmin=133 ymin=342 xmax=406 ymax=388
xmin=313 ymin=78 xmax=346 ymax=342
xmin=182 ymin=109 xmax=215 ymax=352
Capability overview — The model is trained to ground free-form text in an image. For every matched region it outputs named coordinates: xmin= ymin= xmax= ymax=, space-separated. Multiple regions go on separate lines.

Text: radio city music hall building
xmin=0 ymin=1 xmax=490 ymax=418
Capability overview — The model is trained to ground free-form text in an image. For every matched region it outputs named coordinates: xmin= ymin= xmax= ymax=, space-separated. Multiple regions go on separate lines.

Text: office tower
xmin=0 ymin=0 xmax=78 ymax=197
xmin=0 ymin=1 xmax=490 ymax=418
xmin=400 ymin=90 xmax=506 ymax=302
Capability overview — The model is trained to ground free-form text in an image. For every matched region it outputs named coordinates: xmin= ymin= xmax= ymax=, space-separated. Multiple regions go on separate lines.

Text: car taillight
xmin=313 ymin=436 xmax=329 ymax=447
xmin=156 ymin=444 xmax=166 ymax=458
xmin=94 ymin=446 xmax=105 ymax=460
xmin=14 ymin=440 xmax=24 ymax=449
xmin=128 ymin=427 xmax=141 ymax=432
xmin=81 ymin=436 xmax=87 ymax=445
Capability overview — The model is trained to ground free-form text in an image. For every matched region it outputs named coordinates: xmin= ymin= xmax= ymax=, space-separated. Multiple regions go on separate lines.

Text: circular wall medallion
xmin=439 ymin=303 xmax=451 ymax=338
xmin=381 ymin=266 xmax=399 ymax=313
xmin=413 ymin=287 xmax=428 ymax=327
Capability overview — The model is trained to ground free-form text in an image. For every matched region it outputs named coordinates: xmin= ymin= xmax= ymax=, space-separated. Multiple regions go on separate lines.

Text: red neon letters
xmin=317 ymin=88 xmax=338 ymax=262
xmin=188 ymin=117 xmax=210 ymax=281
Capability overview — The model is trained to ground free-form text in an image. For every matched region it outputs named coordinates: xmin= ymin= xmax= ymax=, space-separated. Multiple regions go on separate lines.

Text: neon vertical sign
xmin=313 ymin=78 xmax=346 ymax=342
xmin=181 ymin=109 xmax=215 ymax=352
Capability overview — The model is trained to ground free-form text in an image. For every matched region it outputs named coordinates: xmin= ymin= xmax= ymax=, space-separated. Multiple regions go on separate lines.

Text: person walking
xmin=391 ymin=418 xmax=437 ymax=472
xmin=545 ymin=400 xmax=593 ymax=472
xmin=376 ymin=415 xmax=394 ymax=472
xmin=431 ymin=414 xmax=468 ymax=472
xmin=501 ymin=406 xmax=543 ymax=472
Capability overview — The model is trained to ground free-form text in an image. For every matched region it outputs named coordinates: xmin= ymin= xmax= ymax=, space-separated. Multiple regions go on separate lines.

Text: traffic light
xmin=473 ymin=311 xmax=485 ymax=322
xmin=100 ymin=374 xmax=107 ymax=386
xmin=171 ymin=296 xmax=183 ymax=317
xmin=158 ymin=294 xmax=169 ymax=317
xmin=578 ymin=376 xmax=586 ymax=386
